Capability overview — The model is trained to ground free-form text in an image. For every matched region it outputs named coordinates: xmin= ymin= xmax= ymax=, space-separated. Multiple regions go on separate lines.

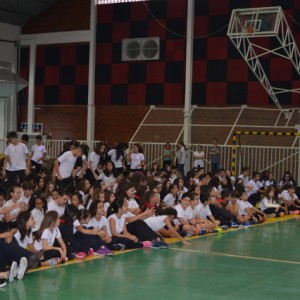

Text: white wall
xmin=0 ymin=22 xmax=21 ymax=139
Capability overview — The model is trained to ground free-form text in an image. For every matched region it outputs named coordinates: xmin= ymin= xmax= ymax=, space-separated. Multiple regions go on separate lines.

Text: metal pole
xmin=87 ymin=0 xmax=97 ymax=148
xmin=27 ymin=42 xmax=36 ymax=135
xmin=183 ymin=0 xmax=195 ymax=172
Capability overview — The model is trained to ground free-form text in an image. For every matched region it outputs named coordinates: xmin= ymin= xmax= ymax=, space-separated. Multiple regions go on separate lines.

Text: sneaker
xmin=68 ymin=253 xmax=76 ymax=260
xmin=290 ymin=210 xmax=300 ymax=215
xmin=95 ymin=246 xmax=114 ymax=256
xmin=279 ymin=212 xmax=285 ymax=217
xmin=75 ymin=252 xmax=87 ymax=260
xmin=8 ymin=261 xmax=17 ymax=283
xmin=142 ymin=241 xmax=152 ymax=248
xmin=17 ymin=257 xmax=28 ymax=280
xmin=199 ymin=229 xmax=208 ymax=235
xmin=231 ymin=221 xmax=239 ymax=228
xmin=179 ymin=230 xmax=187 ymax=237
xmin=151 ymin=240 xmax=164 ymax=249
xmin=185 ymin=231 xmax=194 ymax=237
xmin=112 ymin=243 xmax=125 ymax=251
xmin=159 ymin=241 xmax=169 ymax=249
xmin=0 ymin=279 xmax=7 ymax=288
xmin=47 ymin=258 xmax=58 ymax=266
xmin=242 ymin=221 xmax=251 ymax=227
xmin=267 ymin=213 xmax=276 ymax=218
xmin=87 ymin=248 xmax=94 ymax=256
xmin=220 ymin=225 xmax=228 ymax=230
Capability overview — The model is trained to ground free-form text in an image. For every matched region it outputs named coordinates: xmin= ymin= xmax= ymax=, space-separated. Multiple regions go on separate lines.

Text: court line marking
xmin=169 ymin=247 xmax=300 ymax=266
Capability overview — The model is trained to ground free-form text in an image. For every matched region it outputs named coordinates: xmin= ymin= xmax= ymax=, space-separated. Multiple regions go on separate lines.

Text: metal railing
xmin=1 ymin=138 xmax=299 ymax=183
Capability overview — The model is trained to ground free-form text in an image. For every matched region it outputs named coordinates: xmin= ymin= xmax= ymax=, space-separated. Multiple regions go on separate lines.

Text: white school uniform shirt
xmin=279 ymin=190 xmax=298 ymax=203
xmin=175 ymin=204 xmax=193 ymax=223
xmin=47 ymin=200 xmax=65 ymax=218
xmin=104 ymin=202 xmax=110 ymax=213
xmin=107 ymin=214 xmax=126 ymax=237
xmin=89 ymin=152 xmax=100 ymax=171
xmin=5 ymin=143 xmax=29 ymax=171
xmin=130 ymin=153 xmax=144 ymax=169
xmin=193 ymin=151 xmax=205 ymax=168
xmin=19 ymin=194 xmax=30 ymax=206
xmin=163 ymin=193 xmax=177 ymax=207
xmin=128 ymin=198 xmax=139 ymax=209
xmin=237 ymin=199 xmax=253 ymax=215
xmin=246 ymin=180 xmax=263 ymax=196
xmin=73 ymin=219 xmax=82 ymax=234
xmin=3 ymin=200 xmax=20 ymax=222
xmin=259 ymin=197 xmax=280 ymax=211
xmin=97 ymin=172 xmax=115 ymax=188
xmin=87 ymin=216 xmax=108 ymax=231
xmin=14 ymin=231 xmax=33 ymax=249
xmin=238 ymin=175 xmax=250 ymax=186
xmin=76 ymin=154 xmax=87 ymax=177
xmin=144 ymin=215 xmax=167 ymax=232
xmin=190 ymin=205 xmax=202 ymax=219
xmin=31 ymin=144 xmax=46 ymax=165
xmin=108 ymin=149 xmax=123 ymax=168
xmin=31 ymin=208 xmax=44 ymax=232
xmin=34 ymin=227 xmax=62 ymax=251
xmin=58 ymin=151 xmax=77 ymax=179
xmin=264 ymin=180 xmax=275 ymax=188
xmin=178 ymin=147 xmax=187 ymax=164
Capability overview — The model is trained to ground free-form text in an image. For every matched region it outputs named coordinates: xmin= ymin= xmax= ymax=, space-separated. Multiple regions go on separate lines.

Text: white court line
xmin=169 ymin=247 xmax=300 ymax=266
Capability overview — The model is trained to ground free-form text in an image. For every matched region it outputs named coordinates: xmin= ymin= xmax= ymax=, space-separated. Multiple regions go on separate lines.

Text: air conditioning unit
xmin=121 ymin=37 xmax=160 ymax=61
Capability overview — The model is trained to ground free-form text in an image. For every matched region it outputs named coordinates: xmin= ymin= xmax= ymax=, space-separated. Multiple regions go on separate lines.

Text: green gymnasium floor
xmin=1 ymin=217 xmax=300 ymax=300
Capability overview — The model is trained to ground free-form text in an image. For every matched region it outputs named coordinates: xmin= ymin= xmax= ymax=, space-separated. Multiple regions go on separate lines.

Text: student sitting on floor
xmin=259 ymin=186 xmax=285 ymax=217
xmin=106 ymin=198 xmax=152 ymax=250
xmin=174 ymin=192 xmax=211 ymax=236
xmin=189 ymin=193 xmax=220 ymax=233
xmin=34 ymin=211 xmax=68 ymax=266
xmin=279 ymin=184 xmax=300 ymax=215
xmin=237 ymin=190 xmax=267 ymax=225
xmin=144 ymin=207 xmax=190 ymax=245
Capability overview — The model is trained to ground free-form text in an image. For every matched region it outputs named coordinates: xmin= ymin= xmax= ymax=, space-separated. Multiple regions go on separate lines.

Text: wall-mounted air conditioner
xmin=121 ymin=37 xmax=160 ymax=61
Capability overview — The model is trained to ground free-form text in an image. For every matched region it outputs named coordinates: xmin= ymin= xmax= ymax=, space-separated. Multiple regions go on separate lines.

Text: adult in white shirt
xmin=129 ymin=143 xmax=144 ymax=171
xmin=193 ymin=145 xmax=205 ymax=168
xmin=30 ymin=135 xmax=47 ymax=174
xmin=2 ymin=131 xmax=31 ymax=185
xmin=53 ymin=145 xmax=82 ymax=189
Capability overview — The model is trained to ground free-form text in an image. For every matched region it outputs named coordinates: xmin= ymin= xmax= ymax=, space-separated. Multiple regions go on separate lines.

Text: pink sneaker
xmin=75 ymin=252 xmax=87 ymax=260
xmin=87 ymin=248 xmax=94 ymax=256
xmin=142 ymin=241 xmax=152 ymax=248
xmin=290 ymin=210 xmax=300 ymax=215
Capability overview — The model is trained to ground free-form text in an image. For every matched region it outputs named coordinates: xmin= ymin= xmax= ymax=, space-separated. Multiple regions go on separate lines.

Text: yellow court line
xmin=28 ymin=215 xmax=299 ymax=273
xmin=169 ymin=247 xmax=300 ymax=266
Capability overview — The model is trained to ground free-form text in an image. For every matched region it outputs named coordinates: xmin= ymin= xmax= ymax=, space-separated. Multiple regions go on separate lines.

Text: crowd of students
xmin=0 ymin=132 xmax=299 ymax=288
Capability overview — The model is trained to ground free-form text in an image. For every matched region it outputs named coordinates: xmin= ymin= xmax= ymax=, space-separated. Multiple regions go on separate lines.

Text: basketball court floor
xmin=1 ymin=216 xmax=300 ymax=300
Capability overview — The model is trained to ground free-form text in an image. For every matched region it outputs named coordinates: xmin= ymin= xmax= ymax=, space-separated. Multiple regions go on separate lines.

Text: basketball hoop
xmin=244 ymin=26 xmax=255 ymax=34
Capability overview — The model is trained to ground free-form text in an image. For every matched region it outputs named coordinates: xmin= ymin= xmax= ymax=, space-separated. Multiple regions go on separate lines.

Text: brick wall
xmin=21 ymin=0 xmax=90 ymax=34
xmin=18 ymin=105 xmax=148 ymax=144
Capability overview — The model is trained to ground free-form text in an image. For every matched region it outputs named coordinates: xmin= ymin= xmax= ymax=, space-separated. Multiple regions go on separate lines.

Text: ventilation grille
xmin=122 ymin=37 xmax=160 ymax=61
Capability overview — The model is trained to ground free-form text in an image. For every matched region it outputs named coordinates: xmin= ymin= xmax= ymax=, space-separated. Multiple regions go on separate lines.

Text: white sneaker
xmin=0 ymin=280 xmax=7 ymax=288
xmin=17 ymin=257 xmax=28 ymax=280
xmin=8 ymin=261 xmax=17 ymax=283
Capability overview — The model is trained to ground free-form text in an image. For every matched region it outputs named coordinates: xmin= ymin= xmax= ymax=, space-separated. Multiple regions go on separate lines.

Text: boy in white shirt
xmin=2 ymin=131 xmax=31 ymax=185
xmin=30 ymin=135 xmax=47 ymax=174
xmin=245 ymin=171 xmax=265 ymax=206
xmin=53 ymin=144 xmax=83 ymax=189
